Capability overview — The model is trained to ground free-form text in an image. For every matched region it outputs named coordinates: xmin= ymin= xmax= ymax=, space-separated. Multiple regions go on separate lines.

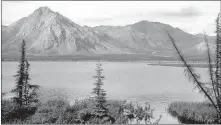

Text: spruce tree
xmin=91 ymin=62 xmax=108 ymax=123
xmin=12 ymin=40 xmax=27 ymax=108
xmin=12 ymin=40 xmax=39 ymax=108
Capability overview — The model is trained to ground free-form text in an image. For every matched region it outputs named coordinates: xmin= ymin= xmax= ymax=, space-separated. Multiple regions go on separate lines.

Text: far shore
xmin=148 ymin=63 xmax=214 ymax=68
xmin=2 ymin=58 xmax=212 ymax=68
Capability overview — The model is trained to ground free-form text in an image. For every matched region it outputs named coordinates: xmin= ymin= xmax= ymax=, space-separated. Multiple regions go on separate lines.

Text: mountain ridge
xmin=2 ymin=6 xmax=215 ymax=58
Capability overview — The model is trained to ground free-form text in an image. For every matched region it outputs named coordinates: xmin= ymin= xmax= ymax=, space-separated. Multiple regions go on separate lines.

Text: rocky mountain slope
xmin=94 ymin=21 xmax=215 ymax=57
xmin=2 ymin=7 xmax=126 ymax=55
xmin=2 ymin=6 xmax=215 ymax=57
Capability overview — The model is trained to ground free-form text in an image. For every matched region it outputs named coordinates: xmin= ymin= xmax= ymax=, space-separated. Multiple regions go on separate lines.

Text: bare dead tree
xmin=215 ymin=14 xmax=221 ymax=111
xmin=165 ymin=14 xmax=221 ymax=122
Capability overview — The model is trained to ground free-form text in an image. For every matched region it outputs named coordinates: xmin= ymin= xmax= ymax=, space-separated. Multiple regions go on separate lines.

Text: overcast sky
xmin=2 ymin=1 xmax=220 ymax=35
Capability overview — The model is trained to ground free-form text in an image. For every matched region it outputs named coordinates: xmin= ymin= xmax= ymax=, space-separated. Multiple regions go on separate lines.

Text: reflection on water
xmin=2 ymin=61 xmax=208 ymax=124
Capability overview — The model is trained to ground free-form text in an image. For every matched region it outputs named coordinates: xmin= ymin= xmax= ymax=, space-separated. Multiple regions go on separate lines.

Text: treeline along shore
xmin=2 ymin=54 xmax=209 ymax=62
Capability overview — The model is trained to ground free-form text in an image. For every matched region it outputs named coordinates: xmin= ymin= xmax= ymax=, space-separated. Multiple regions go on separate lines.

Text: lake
xmin=2 ymin=61 xmax=209 ymax=124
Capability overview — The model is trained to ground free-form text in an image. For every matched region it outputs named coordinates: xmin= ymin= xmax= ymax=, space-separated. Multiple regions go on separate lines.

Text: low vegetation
xmin=2 ymin=97 xmax=162 ymax=124
xmin=168 ymin=102 xmax=219 ymax=124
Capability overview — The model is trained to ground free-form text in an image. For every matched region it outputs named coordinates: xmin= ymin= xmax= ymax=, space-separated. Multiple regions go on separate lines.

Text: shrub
xmin=29 ymin=99 xmax=69 ymax=124
xmin=2 ymin=96 xmax=160 ymax=124
xmin=1 ymin=99 xmax=37 ymax=124
xmin=168 ymin=101 xmax=220 ymax=124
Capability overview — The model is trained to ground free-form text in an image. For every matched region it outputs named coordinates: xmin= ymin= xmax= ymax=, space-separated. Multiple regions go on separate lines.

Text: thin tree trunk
xmin=166 ymin=31 xmax=221 ymax=117
xmin=204 ymin=33 xmax=219 ymax=108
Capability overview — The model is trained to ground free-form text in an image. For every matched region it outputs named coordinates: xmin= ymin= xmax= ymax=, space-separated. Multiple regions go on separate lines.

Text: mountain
xmin=94 ymin=21 xmax=215 ymax=56
xmin=2 ymin=6 xmax=216 ymax=58
xmin=183 ymin=36 xmax=216 ymax=55
xmin=2 ymin=7 xmax=124 ymax=55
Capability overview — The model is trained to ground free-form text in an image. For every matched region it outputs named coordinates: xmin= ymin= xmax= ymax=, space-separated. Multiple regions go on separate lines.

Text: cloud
xmin=157 ymin=6 xmax=203 ymax=18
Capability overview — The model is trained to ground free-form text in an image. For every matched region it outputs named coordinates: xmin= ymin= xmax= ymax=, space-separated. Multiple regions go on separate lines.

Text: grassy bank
xmin=148 ymin=63 xmax=215 ymax=68
xmin=167 ymin=101 xmax=220 ymax=124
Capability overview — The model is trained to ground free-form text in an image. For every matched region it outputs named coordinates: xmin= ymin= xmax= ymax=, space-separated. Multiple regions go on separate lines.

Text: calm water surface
xmin=2 ymin=61 xmax=209 ymax=124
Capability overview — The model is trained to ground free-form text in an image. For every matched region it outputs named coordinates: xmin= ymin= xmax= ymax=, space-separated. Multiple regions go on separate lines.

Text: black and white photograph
xmin=1 ymin=1 xmax=221 ymax=124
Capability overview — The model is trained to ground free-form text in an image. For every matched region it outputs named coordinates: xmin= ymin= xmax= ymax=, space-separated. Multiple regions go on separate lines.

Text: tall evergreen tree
xmin=12 ymin=40 xmax=27 ymax=108
xmin=92 ymin=62 xmax=108 ymax=123
xmin=11 ymin=40 xmax=39 ymax=108
xmin=79 ymin=63 xmax=115 ymax=124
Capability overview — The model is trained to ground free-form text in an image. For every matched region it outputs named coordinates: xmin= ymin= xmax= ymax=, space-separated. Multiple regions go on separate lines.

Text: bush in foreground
xmin=168 ymin=101 xmax=220 ymax=124
xmin=2 ymin=98 xmax=161 ymax=124
xmin=1 ymin=99 xmax=37 ymax=124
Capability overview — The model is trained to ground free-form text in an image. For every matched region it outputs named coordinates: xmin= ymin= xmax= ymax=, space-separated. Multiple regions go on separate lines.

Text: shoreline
xmin=2 ymin=60 xmax=211 ymax=68
xmin=148 ymin=63 xmax=213 ymax=68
